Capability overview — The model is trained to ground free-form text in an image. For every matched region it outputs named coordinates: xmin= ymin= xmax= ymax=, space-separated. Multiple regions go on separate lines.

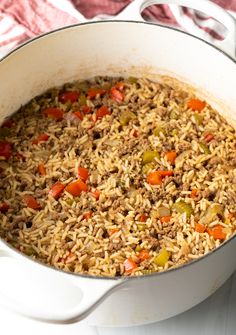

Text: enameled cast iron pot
xmin=0 ymin=0 xmax=236 ymax=327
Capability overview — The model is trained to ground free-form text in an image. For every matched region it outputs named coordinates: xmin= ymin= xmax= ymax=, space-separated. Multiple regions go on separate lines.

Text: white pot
xmin=0 ymin=0 xmax=236 ymax=327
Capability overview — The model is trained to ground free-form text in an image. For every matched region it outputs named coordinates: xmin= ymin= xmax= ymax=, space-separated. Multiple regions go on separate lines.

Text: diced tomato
xmin=132 ymin=130 xmax=139 ymax=138
xmin=139 ymin=214 xmax=147 ymax=222
xmin=42 ymin=108 xmax=64 ymax=121
xmin=83 ymin=211 xmax=92 ymax=220
xmin=0 ymin=141 xmax=12 ymax=159
xmin=147 ymin=170 xmax=173 ymax=185
xmin=32 ymin=133 xmax=49 ymax=145
xmin=195 ymin=223 xmax=206 ymax=233
xmin=65 ymin=179 xmax=88 ymax=197
xmin=87 ymin=88 xmax=106 ymax=99
xmin=207 ymin=225 xmax=226 ymax=240
xmin=110 ymin=87 xmax=125 ymax=102
xmin=160 ymin=216 xmax=171 ymax=223
xmin=191 ymin=189 xmax=198 ymax=199
xmin=204 ymin=133 xmax=214 ymax=142
xmin=78 ymin=167 xmax=89 ymax=182
xmin=65 ymin=252 xmax=76 ymax=264
xmin=49 ymin=182 xmax=65 ymax=200
xmin=23 ymin=195 xmax=41 ymax=210
xmin=73 ymin=111 xmax=83 ymax=120
xmin=164 ymin=151 xmax=177 ymax=165
xmin=124 ymin=258 xmax=138 ymax=274
xmin=0 ymin=202 xmax=9 ymax=213
xmin=187 ymin=98 xmax=206 ymax=112
xmin=96 ymin=106 xmax=111 ymax=120
xmin=1 ymin=119 xmax=14 ymax=128
xmin=90 ymin=189 xmax=100 ymax=200
xmin=115 ymin=82 xmax=125 ymax=91
xmin=38 ymin=163 xmax=46 ymax=176
xmin=138 ymin=249 xmax=150 ymax=262
xmin=59 ymin=91 xmax=79 ymax=103
xmin=81 ymin=106 xmax=91 ymax=114
xmin=109 ymin=228 xmax=120 ymax=236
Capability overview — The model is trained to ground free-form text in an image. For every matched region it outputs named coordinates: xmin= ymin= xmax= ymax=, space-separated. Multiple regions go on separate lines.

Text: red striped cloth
xmin=0 ymin=0 xmax=235 ymax=55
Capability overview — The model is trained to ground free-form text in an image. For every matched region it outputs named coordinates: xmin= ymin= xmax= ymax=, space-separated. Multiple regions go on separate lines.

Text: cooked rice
xmin=0 ymin=75 xmax=236 ymax=277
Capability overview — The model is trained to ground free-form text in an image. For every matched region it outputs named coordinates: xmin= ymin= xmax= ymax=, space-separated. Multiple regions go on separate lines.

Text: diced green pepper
xmin=153 ymin=126 xmax=166 ymax=136
xmin=199 ymin=142 xmax=210 ymax=154
xmin=79 ymin=94 xmax=87 ymax=106
xmin=142 ymin=150 xmax=160 ymax=165
xmin=154 ymin=248 xmax=170 ymax=267
xmin=194 ymin=113 xmax=204 ymax=125
xmin=128 ymin=76 xmax=138 ymax=84
xmin=137 ymin=224 xmax=147 ymax=231
xmin=173 ymin=201 xmax=193 ymax=218
xmin=120 ymin=110 xmax=136 ymax=126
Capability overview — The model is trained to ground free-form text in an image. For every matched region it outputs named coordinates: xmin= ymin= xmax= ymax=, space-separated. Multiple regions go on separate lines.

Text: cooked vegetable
xmin=199 ymin=203 xmax=223 ymax=225
xmin=199 ymin=142 xmax=210 ymax=154
xmin=96 ymin=106 xmax=111 ymax=120
xmin=190 ymin=189 xmax=198 ymax=199
xmin=139 ymin=214 xmax=147 ymax=222
xmin=73 ymin=111 xmax=83 ymax=120
xmin=65 ymin=179 xmax=88 ymax=197
xmin=83 ymin=211 xmax=92 ymax=220
xmin=120 ymin=110 xmax=136 ymax=126
xmin=195 ymin=223 xmax=206 ymax=233
xmin=90 ymin=189 xmax=100 ymax=200
xmin=110 ymin=87 xmax=124 ymax=102
xmin=124 ymin=258 xmax=138 ymax=274
xmin=87 ymin=87 xmax=106 ymax=99
xmin=38 ymin=163 xmax=46 ymax=176
xmin=49 ymin=182 xmax=65 ymax=200
xmin=0 ymin=202 xmax=9 ymax=213
xmin=157 ymin=206 xmax=170 ymax=217
xmin=81 ymin=106 xmax=91 ymax=114
xmin=153 ymin=126 xmax=166 ymax=136
xmin=147 ymin=170 xmax=173 ymax=185
xmin=79 ymin=94 xmax=87 ymax=106
xmin=109 ymin=228 xmax=120 ymax=236
xmin=173 ymin=201 xmax=193 ymax=218
xmin=78 ymin=167 xmax=89 ymax=182
xmin=128 ymin=76 xmax=138 ymax=84
xmin=187 ymin=98 xmax=206 ymax=112
xmin=0 ymin=128 xmax=10 ymax=139
xmin=154 ymin=249 xmax=170 ymax=267
xmin=23 ymin=195 xmax=41 ymax=210
xmin=137 ymin=224 xmax=147 ymax=231
xmin=138 ymin=249 xmax=150 ymax=262
xmin=194 ymin=113 xmax=204 ymax=125
xmin=42 ymin=108 xmax=64 ymax=121
xmin=204 ymin=132 xmax=214 ymax=142
xmin=1 ymin=119 xmax=14 ymax=128
xmin=59 ymin=91 xmax=79 ymax=103
xmin=207 ymin=225 xmax=226 ymax=240
xmin=142 ymin=150 xmax=159 ymax=164
xmin=0 ymin=141 xmax=12 ymax=159
xmin=160 ymin=216 xmax=171 ymax=223
xmin=164 ymin=151 xmax=177 ymax=164
xmin=32 ymin=133 xmax=49 ymax=145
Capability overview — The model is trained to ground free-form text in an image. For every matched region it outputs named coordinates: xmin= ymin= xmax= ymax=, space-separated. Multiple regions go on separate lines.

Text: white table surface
xmin=1 ymin=7 xmax=236 ymax=335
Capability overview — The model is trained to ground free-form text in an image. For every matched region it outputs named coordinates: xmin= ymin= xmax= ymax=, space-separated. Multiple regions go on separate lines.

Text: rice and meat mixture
xmin=0 ymin=76 xmax=236 ymax=277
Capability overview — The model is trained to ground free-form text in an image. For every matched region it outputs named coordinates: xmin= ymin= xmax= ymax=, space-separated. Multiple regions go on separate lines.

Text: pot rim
xmin=1 ymin=20 xmax=236 ymax=282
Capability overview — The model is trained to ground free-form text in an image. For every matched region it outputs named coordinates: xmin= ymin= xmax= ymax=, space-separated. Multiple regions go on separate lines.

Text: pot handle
xmin=114 ymin=0 xmax=236 ymax=59
xmin=0 ymin=247 xmax=124 ymax=324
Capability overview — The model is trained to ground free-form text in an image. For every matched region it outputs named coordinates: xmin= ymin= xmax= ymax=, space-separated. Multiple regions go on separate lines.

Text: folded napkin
xmin=0 ymin=0 xmax=235 ymax=55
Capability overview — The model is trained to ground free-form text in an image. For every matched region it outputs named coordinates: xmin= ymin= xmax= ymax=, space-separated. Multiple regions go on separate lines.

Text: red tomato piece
xmin=138 ymin=250 xmax=150 ymax=262
xmin=23 ymin=195 xmax=41 ymax=210
xmin=96 ymin=106 xmax=111 ymax=120
xmin=1 ymin=119 xmax=14 ymax=128
xmin=0 ymin=141 xmax=12 ymax=159
xmin=87 ymin=88 xmax=106 ymax=99
xmin=59 ymin=91 xmax=79 ymax=103
xmin=42 ymin=108 xmax=64 ymax=121
xmin=139 ymin=214 xmax=148 ymax=222
xmin=83 ymin=211 xmax=92 ymax=220
xmin=81 ymin=106 xmax=91 ymax=114
xmin=73 ymin=111 xmax=83 ymax=120
xmin=38 ymin=163 xmax=46 ymax=176
xmin=110 ymin=87 xmax=125 ymax=102
xmin=78 ymin=167 xmax=89 ymax=182
xmin=0 ymin=202 xmax=9 ymax=213
xmin=204 ymin=133 xmax=214 ymax=142
xmin=65 ymin=179 xmax=88 ymax=197
xmin=124 ymin=258 xmax=138 ymax=274
xmin=49 ymin=182 xmax=65 ymax=200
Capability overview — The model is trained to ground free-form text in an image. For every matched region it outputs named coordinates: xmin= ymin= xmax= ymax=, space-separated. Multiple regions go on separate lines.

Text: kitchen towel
xmin=0 ymin=0 xmax=235 ymax=55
